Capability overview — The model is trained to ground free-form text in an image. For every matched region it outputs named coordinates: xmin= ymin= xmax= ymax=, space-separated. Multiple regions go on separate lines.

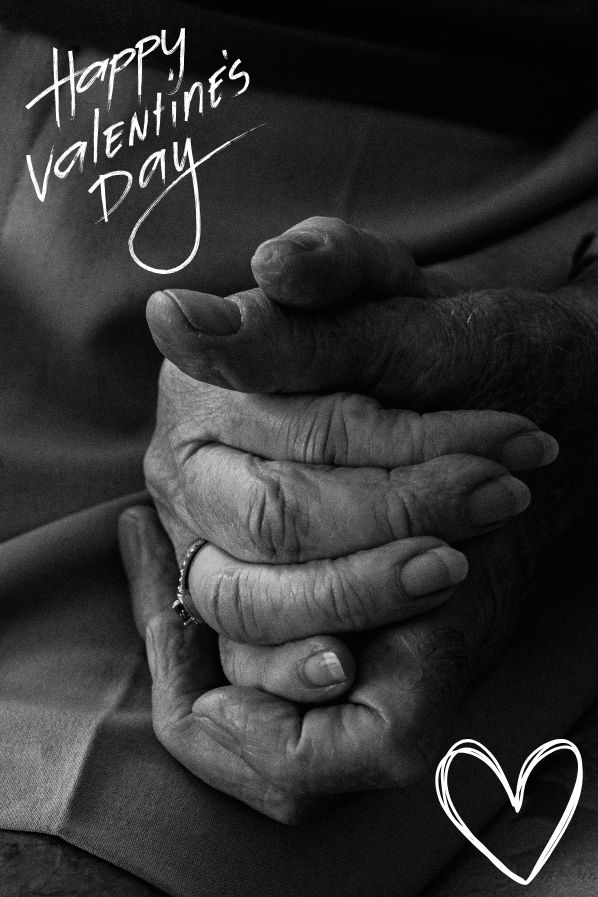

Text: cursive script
xmin=24 ymin=30 xmax=264 ymax=274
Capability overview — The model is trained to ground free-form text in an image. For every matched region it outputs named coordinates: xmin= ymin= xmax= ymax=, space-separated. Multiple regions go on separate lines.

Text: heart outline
xmin=435 ymin=738 xmax=583 ymax=886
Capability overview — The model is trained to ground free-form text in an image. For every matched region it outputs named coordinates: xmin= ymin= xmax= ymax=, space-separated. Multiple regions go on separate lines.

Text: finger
xmin=142 ymin=550 xmax=480 ymax=817
xmin=189 ymin=593 xmax=477 ymax=797
xmin=151 ymin=675 xmax=326 ymax=823
xmin=169 ymin=441 xmax=531 ymax=563
xmin=146 ymin=227 xmax=597 ymax=414
xmin=117 ymin=519 xmax=327 ymax=825
xmin=219 ymin=635 xmax=355 ymax=703
xmin=250 ymin=216 xmax=431 ymax=309
xmin=120 ymin=515 xmax=318 ymax=822
xmin=132 ymin=527 xmax=529 ymax=814
xmin=118 ymin=505 xmax=221 ymax=703
xmin=146 ymin=284 xmax=435 ymax=401
xmin=149 ymin=603 xmax=468 ymax=816
xmin=144 ymin=279 xmax=497 ymax=408
xmin=188 ymin=536 xmax=468 ymax=643
xmin=163 ymin=362 xmax=559 ymax=472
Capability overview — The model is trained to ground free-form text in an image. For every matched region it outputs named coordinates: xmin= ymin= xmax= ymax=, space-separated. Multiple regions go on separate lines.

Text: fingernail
xmin=257 ymin=231 xmax=324 ymax=259
xmin=302 ymin=651 xmax=347 ymax=687
xmin=400 ymin=546 xmax=469 ymax=597
xmin=280 ymin=230 xmax=325 ymax=251
xmin=163 ymin=289 xmax=241 ymax=335
xmin=118 ymin=510 xmax=142 ymax=579
xmin=468 ymin=475 xmax=531 ymax=526
xmin=252 ymin=232 xmax=325 ymax=276
xmin=497 ymin=430 xmax=559 ymax=469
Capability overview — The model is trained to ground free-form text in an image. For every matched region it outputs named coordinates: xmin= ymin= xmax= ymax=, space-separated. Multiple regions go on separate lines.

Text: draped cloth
xmin=1 ymin=3 xmax=598 ymax=894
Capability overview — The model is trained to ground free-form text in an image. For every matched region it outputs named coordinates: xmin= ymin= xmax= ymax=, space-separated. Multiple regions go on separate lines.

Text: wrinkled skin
xmin=120 ymin=218 xmax=598 ymax=822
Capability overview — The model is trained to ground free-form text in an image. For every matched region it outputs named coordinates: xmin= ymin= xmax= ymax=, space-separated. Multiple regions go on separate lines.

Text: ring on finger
xmin=172 ymin=538 xmax=207 ymax=626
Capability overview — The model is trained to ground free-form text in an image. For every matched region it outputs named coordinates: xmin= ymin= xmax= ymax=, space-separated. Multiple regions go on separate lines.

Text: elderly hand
xmin=119 ymin=503 xmax=533 ymax=823
xmin=120 ymin=216 xmax=598 ymax=821
xmin=120 ymin=412 xmax=592 ymax=822
xmin=145 ymin=360 xmax=556 ymax=637
xmin=141 ymin=357 xmax=555 ymax=705
xmin=147 ymin=217 xmax=598 ymax=429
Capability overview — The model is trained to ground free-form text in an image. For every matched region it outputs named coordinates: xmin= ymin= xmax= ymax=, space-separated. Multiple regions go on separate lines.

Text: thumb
xmin=146 ymin=284 xmax=442 ymax=402
xmin=118 ymin=509 xmax=327 ymax=822
xmin=250 ymin=216 xmax=436 ymax=308
xmin=145 ymin=215 xmax=456 ymax=399
xmin=145 ymin=218 xmax=457 ymax=400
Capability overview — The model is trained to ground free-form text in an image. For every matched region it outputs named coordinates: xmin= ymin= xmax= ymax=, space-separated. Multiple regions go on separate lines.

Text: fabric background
xmin=1 ymin=3 xmax=598 ymax=894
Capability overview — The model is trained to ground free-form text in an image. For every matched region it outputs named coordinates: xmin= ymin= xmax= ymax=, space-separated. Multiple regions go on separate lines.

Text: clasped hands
xmin=119 ymin=217 xmax=598 ymax=823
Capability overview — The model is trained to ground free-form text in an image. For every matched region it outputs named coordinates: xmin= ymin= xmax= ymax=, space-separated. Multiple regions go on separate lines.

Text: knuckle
xmin=400 ymin=411 xmax=426 ymax=463
xmin=317 ymin=563 xmax=371 ymax=631
xmin=332 ymin=393 xmax=380 ymax=464
xmin=302 ymin=399 xmax=339 ymax=465
xmin=203 ymin=569 xmax=259 ymax=643
xmin=296 ymin=393 xmax=378 ymax=466
xmin=287 ymin=399 xmax=337 ymax=465
xmin=385 ymin=471 xmax=429 ymax=539
xmin=245 ymin=461 xmax=306 ymax=563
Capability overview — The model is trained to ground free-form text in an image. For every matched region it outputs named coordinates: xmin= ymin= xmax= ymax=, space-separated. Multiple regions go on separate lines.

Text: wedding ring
xmin=172 ymin=538 xmax=207 ymax=625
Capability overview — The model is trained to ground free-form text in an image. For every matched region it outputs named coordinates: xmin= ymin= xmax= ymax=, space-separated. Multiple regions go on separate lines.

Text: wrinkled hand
xmin=119 ymin=503 xmax=532 ymax=823
xmin=122 ymin=216 xmax=598 ymax=821
xmin=147 ymin=217 xmax=598 ymax=428
xmin=122 ymin=418 xmax=594 ymax=822
xmin=145 ymin=362 xmax=557 ymax=638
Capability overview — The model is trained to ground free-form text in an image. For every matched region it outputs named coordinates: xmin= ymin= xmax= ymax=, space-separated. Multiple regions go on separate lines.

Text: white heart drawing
xmin=435 ymin=738 xmax=583 ymax=886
